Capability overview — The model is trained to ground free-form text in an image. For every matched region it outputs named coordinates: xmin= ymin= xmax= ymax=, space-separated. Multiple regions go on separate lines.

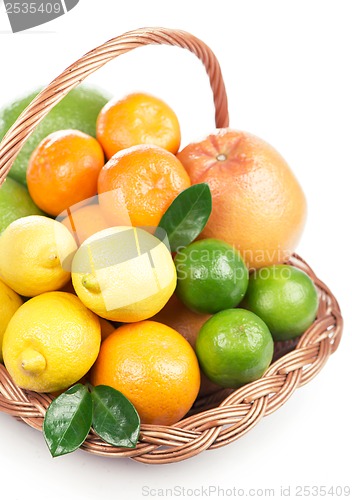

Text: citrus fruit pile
xmin=0 ymin=85 xmax=319 ymax=454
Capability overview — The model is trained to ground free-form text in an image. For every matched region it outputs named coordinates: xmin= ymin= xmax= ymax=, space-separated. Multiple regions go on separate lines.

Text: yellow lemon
xmin=2 ymin=292 xmax=101 ymax=393
xmin=72 ymin=226 xmax=176 ymax=322
xmin=0 ymin=279 xmax=23 ymax=362
xmin=0 ymin=215 xmax=77 ymax=297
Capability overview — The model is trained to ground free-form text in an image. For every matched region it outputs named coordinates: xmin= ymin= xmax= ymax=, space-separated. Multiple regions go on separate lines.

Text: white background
xmin=0 ymin=1 xmax=351 ymax=499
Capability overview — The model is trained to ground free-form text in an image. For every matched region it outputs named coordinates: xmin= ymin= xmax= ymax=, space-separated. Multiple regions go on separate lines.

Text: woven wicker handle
xmin=0 ymin=27 xmax=229 ymax=185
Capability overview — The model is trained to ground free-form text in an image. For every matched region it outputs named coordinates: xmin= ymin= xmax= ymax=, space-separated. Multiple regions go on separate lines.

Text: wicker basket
xmin=0 ymin=27 xmax=343 ymax=464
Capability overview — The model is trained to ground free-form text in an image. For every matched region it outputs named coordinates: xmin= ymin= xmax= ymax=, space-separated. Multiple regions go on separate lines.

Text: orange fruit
xmin=177 ymin=128 xmax=307 ymax=269
xmin=27 ymin=130 xmax=105 ymax=216
xmin=152 ymin=294 xmax=211 ymax=349
xmin=96 ymin=92 xmax=181 ymax=159
xmin=98 ymin=144 xmax=191 ymax=227
xmin=60 ymin=278 xmax=76 ymax=295
xmin=90 ymin=320 xmax=201 ymax=425
xmin=152 ymin=294 xmax=221 ymax=397
xmin=98 ymin=318 xmax=116 ymax=342
xmin=61 ymin=203 xmax=110 ymax=246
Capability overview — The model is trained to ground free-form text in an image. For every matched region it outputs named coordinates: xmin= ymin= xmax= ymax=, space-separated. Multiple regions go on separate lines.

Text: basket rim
xmin=0 ymin=253 xmax=343 ymax=464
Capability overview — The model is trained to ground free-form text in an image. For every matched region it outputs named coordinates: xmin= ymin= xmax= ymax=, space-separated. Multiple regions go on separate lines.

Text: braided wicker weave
xmin=0 ymin=28 xmax=343 ymax=464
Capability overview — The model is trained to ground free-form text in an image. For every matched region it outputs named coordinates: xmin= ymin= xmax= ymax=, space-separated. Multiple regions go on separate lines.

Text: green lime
xmin=196 ymin=308 xmax=274 ymax=388
xmin=0 ymin=177 xmax=44 ymax=234
xmin=242 ymin=265 xmax=319 ymax=341
xmin=0 ymin=85 xmax=111 ymax=185
xmin=174 ymin=238 xmax=249 ymax=314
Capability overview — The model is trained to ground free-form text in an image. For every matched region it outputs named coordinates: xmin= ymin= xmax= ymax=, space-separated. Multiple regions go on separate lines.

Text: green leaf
xmin=158 ymin=183 xmax=212 ymax=252
xmin=43 ymin=384 xmax=92 ymax=458
xmin=91 ymin=385 xmax=140 ymax=448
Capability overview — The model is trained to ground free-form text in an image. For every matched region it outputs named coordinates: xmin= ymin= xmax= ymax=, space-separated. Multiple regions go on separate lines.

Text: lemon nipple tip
xmin=21 ymin=348 xmax=46 ymax=375
xmin=82 ymin=274 xmax=101 ymax=293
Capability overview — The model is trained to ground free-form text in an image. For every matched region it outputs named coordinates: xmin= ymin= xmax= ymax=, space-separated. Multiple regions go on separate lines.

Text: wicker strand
xmin=0 ymin=27 xmax=228 ymax=186
xmin=0 ymin=27 xmax=343 ymax=464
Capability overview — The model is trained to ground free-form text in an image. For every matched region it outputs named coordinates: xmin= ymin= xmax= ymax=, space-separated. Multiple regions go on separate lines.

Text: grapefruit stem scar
xmin=216 ymin=153 xmax=227 ymax=161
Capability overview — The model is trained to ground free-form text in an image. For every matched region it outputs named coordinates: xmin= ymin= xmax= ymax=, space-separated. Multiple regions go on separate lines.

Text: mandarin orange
xmin=96 ymin=92 xmax=181 ymax=159
xmin=152 ymin=294 xmax=222 ymax=397
xmin=27 ymin=130 xmax=105 ymax=217
xmin=98 ymin=318 xmax=116 ymax=342
xmin=61 ymin=203 xmax=110 ymax=246
xmin=90 ymin=320 xmax=200 ymax=425
xmin=98 ymin=144 xmax=190 ymax=227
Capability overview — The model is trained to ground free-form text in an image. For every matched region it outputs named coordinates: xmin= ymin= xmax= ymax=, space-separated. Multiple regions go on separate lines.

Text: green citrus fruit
xmin=0 ymin=85 xmax=111 ymax=185
xmin=196 ymin=308 xmax=274 ymax=388
xmin=0 ymin=177 xmax=44 ymax=234
xmin=242 ymin=264 xmax=319 ymax=341
xmin=174 ymin=238 xmax=249 ymax=314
